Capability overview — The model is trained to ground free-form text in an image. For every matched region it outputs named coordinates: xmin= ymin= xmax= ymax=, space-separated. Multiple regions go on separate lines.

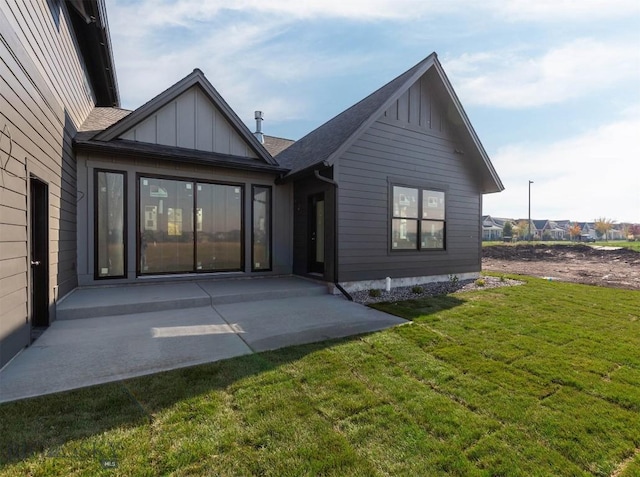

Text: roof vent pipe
xmin=254 ymin=111 xmax=264 ymax=144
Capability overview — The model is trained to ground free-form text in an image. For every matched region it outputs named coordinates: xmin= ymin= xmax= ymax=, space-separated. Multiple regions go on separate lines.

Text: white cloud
xmin=483 ymin=110 xmax=640 ymax=223
xmin=487 ymin=0 xmax=640 ymax=21
xmin=447 ymin=39 xmax=640 ymax=108
xmin=110 ymin=0 xmax=640 ymax=26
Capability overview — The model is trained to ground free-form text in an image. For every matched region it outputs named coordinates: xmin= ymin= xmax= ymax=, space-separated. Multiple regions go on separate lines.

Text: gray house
xmin=0 ymin=0 xmax=118 ymax=367
xmin=0 ymin=0 xmax=503 ymax=368
xmin=277 ymin=53 xmax=504 ymax=291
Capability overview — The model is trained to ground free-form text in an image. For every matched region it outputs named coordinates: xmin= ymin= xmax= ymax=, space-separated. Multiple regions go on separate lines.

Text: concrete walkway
xmin=0 ymin=277 xmax=405 ymax=403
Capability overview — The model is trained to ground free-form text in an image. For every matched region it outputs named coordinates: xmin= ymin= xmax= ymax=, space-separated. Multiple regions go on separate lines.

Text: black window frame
xmin=251 ymin=185 xmax=273 ymax=272
xmin=94 ymin=168 xmax=127 ymax=280
xmin=390 ymin=184 xmax=446 ymax=252
xmin=136 ymin=173 xmax=245 ymax=276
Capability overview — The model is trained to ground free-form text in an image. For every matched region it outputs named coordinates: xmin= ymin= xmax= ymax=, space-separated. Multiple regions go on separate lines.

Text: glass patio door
xmin=139 ymin=177 xmax=194 ymax=274
xmin=139 ymin=176 xmax=243 ymax=274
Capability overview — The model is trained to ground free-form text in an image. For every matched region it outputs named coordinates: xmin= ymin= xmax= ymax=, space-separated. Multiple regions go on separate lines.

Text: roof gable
xmin=276 ymin=53 xmax=503 ymax=193
xmin=533 ymin=220 xmax=548 ymax=230
xmin=95 ymin=69 xmax=276 ymax=165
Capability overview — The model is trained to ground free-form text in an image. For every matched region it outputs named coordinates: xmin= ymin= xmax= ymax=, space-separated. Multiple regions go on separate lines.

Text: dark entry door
xmin=30 ymin=177 xmax=49 ymax=328
xmin=308 ymin=193 xmax=325 ymax=274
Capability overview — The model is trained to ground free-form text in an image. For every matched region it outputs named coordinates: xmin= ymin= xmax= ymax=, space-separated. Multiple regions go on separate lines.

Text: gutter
xmin=313 ymin=170 xmax=353 ymax=302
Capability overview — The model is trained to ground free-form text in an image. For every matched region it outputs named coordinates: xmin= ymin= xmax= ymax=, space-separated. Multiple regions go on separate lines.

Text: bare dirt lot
xmin=482 ymin=244 xmax=640 ymax=290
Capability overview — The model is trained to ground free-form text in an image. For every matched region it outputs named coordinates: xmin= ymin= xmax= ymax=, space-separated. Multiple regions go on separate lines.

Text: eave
xmin=74 ymin=138 xmax=289 ymax=175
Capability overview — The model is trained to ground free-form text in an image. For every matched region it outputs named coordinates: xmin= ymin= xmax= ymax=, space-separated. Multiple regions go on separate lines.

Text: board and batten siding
xmin=0 ymin=0 xmax=95 ymax=366
xmin=119 ymin=86 xmax=259 ymax=159
xmin=337 ymin=111 xmax=482 ymax=283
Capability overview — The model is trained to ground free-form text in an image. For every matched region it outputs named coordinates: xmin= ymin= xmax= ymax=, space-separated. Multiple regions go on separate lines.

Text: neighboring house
xmin=580 ymin=222 xmax=597 ymax=239
xmin=0 ymin=0 xmax=118 ymax=367
xmin=531 ymin=220 xmax=548 ymax=239
xmin=514 ymin=218 xmax=539 ymax=239
xmin=608 ymin=224 xmax=625 ymax=241
xmin=1 ymin=3 xmax=503 ymax=366
xmin=482 ymin=215 xmax=510 ymax=241
xmin=544 ymin=221 xmax=565 ymax=240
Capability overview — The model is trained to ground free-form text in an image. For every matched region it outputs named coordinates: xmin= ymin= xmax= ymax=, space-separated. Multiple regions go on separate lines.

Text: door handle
xmin=31 ymin=260 xmax=41 ymax=266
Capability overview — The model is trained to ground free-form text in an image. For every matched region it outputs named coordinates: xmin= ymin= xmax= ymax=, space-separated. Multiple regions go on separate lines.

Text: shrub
xmin=368 ymin=289 xmax=381 ymax=298
xmin=448 ymin=274 xmax=459 ymax=285
xmin=499 ymin=275 xmax=506 ymax=283
xmin=411 ymin=286 xmax=423 ymax=294
xmin=475 ymin=278 xmax=486 ymax=287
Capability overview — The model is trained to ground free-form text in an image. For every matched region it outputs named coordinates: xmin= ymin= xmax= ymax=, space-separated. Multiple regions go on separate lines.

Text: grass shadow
xmin=370 ymin=294 xmax=467 ymax=322
xmin=0 ymin=334 xmax=370 ymax=468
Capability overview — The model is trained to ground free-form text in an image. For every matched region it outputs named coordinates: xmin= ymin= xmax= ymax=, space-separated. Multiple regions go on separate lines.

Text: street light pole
xmin=528 ymin=180 xmax=534 ymax=241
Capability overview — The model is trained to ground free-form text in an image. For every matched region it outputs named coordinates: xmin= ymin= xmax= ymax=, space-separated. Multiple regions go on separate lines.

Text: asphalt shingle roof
xmin=263 ymin=135 xmax=295 ymax=157
xmin=275 ymin=56 xmax=434 ymax=174
xmin=76 ymin=107 xmax=132 ymax=141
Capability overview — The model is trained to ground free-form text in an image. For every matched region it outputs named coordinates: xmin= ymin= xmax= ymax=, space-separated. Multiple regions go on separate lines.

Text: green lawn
xmin=1 ymin=277 xmax=639 ymax=476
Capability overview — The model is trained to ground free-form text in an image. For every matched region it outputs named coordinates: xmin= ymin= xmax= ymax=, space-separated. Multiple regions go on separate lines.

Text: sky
xmin=106 ymin=0 xmax=640 ymax=223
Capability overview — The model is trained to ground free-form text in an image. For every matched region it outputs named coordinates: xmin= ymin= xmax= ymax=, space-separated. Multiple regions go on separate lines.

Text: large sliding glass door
xmin=138 ymin=176 xmax=243 ymax=274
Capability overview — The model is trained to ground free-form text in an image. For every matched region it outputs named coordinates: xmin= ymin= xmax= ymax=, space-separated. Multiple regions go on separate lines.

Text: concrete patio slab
xmin=0 ymin=277 xmax=406 ymax=403
xmin=197 ymin=276 xmax=328 ymax=304
xmin=0 ymin=307 xmax=252 ymax=403
xmin=57 ymin=282 xmax=211 ymax=320
xmin=215 ymin=294 xmax=406 ymax=352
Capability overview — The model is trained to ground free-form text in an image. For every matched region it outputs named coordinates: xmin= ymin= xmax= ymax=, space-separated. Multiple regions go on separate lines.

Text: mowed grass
xmin=1 ymin=277 xmax=639 ymax=476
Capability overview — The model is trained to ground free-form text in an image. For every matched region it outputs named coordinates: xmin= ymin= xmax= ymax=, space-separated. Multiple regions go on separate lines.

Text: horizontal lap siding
xmin=1 ymin=1 xmax=94 ymax=365
xmin=337 ymin=119 xmax=481 ymax=282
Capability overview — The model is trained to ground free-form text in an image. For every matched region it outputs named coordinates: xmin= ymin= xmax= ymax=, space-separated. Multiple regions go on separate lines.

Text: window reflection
xmin=252 ymin=186 xmax=271 ymax=271
xmin=196 ymin=183 xmax=242 ymax=271
xmin=140 ymin=177 xmax=194 ymax=273
xmin=96 ymin=171 xmax=125 ymax=278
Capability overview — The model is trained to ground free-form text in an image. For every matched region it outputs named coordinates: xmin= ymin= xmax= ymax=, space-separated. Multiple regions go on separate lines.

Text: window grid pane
xmin=392 ymin=218 xmax=418 ymax=249
xmin=421 ymin=220 xmax=445 ymax=249
xmin=422 ymin=190 xmax=445 ymax=220
xmin=393 ymin=186 xmax=418 ymax=219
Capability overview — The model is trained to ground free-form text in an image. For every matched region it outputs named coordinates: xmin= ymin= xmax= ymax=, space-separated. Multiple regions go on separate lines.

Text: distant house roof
xmin=533 ymin=220 xmax=548 ymax=230
xmin=263 ymin=135 xmax=295 ymax=157
xmin=275 ymin=52 xmax=504 ymax=194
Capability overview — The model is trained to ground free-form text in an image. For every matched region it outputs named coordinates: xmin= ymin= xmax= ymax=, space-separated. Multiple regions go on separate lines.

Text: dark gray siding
xmin=0 ymin=1 xmax=95 ymax=366
xmin=336 ymin=114 xmax=482 ymax=282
